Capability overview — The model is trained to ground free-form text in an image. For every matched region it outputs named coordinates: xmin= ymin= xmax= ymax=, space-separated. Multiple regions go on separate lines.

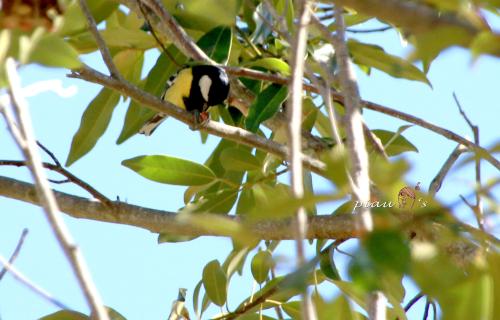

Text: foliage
xmin=1 ymin=0 xmax=499 ymax=319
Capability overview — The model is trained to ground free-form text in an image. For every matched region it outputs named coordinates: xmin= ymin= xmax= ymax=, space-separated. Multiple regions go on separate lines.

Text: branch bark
xmin=2 ymin=58 xmax=109 ymax=320
xmin=0 ymin=175 xmax=357 ymax=240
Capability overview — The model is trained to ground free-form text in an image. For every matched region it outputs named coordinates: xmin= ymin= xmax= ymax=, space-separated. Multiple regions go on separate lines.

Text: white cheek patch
xmin=199 ymin=75 xmax=212 ymax=102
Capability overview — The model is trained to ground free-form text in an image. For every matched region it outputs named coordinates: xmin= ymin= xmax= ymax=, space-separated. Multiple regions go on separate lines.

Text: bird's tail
xmin=139 ymin=113 xmax=167 ymax=136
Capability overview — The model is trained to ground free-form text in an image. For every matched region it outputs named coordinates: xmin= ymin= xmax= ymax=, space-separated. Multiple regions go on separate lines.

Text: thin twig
xmin=36 ymin=141 xmax=61 ymax=166
xmin=223 ymin=65 xmax=500 ymax=170
xmin=0 ymin=255 xmax=70 ymax=309
xmin=428 ymin=144 xmax=467 ymax=196
xmin=0 ymin=228 xmax=29 ymax=281
xmin=0 ymin=160 xmax=112 ymax=207
xmin=422 ymin=298 xmax=431 ymax=320
xmin=404 ymin=292 xmax=424 ymax=312
xmin=135 ymin=0 xmax=181 ymax=67
xmin=3 ymin=58 xmax=109 ymax=320
xmin=78 ymin=0 xmax=121 ymax=79
xmin=453 ymin=93 xmax=484 ymax=230
xmin=346 ymin=26 xmax=392 ymax=33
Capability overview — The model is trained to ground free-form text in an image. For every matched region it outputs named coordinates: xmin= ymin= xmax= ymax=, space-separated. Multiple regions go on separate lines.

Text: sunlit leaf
xmin=202 ymin=260 xmax=227 ymax=306
xmin=348 ymin=39 xmax=430 ymax=86
xmin=122 ymin=155 xmax=216 ymax=186
xmin=164 ymin=0 xmax=239 ymax=30
xmin=29 ymin=33 xmax=82 ymax=68
xmin=365 ymin=230 xmax=411 ymax=275
xmin=39 ymin=310 xmax=88 ymax=320
xmin=220 ymin=147 xmax=261 ymax=171
xmin=371 ymin=129 xmax=418 ymax=156
xmin=245 ymin=57 xmax=290 ymax=76
xmin=319 ymin=249 xmax=340 ymax=280
xmin=283 ymin=301 xmax=301 ymax=319
xmin=245 ymin=84 xmax=288 ymax=132
xmin=66 ymin=49 xmax=143 ymax=165
xmin=251 ymin=250 xmax=275 ymax=284
xmin=471 ymin=32 xmax=500 ymax=58
xmin=57 ymin=0 xmax=118 ymax=36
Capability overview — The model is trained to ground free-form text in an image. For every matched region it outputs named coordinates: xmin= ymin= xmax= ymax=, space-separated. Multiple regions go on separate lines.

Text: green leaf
xmin=202 ymin=260 xmax=228 ymax=306
xmin=319 ymin=249 xmax=340 ymax=280
xmin=440 ymin=273 xmax=494 ymax=320
xmin=245 ymin=84 xmax=288 ymax=132
xmin=66 ymin=49 xmax=143 ymax=165
xmin=283 ymin=301 xmax=302 ymax=319
xmin=371 ymin=129 xmax=418 ymax=156
xmin=122 ymin=155 xmax=217 ymax=186
xmin=315 ymin=293 xmax=364 ymax=320
xmin=348 ymin=39 xmax=430 ymax=86
xmin=251 ymin=250 xmax=274 ymax=284
xmin=163 ymin=0 xmax=239 ymax=31
xmin=39 ymin=310 xmax=89 ymax=320
xmin=365 ymin=230 xmax=411 ymax=275
xmin=157 ymin=234 xmax=198 ymax=243
xmin=220 ymin=147 xmax=261 ymax=171
xmin=117 ymin=47 xmax=186 ymax=144
xmin=471 ymin=32 xmax=500 ymax=58
xmin=183 ymin=188 xmax=240 ymax=214
xmin=409 ymin=26 xmax=471 ymax=72
xmin=66 ymin=88 xmax=120 ymax=166
xmin=29 ymin=33 xmax=82 ymax=69
xmin=57 ymin=0 xmax=118 ymax=36
xmin=193 ymin=280 xmax=203 ymax=319
xmin=197 ymin=26 xmax=232 ymax=63
xmin=245 ymin=57 xmax=290 ymax=76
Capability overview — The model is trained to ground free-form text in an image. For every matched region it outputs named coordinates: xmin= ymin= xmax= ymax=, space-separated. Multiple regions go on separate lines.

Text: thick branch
xmin=0 ymin=175 xmax=357 ymax=240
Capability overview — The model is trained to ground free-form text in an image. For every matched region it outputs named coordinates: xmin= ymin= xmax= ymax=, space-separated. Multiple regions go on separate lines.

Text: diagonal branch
xmin=0 ymin=228 xmax=29 ymax=282
xmin=2 ymin=58 xmax=109 ymax=320
xmin=78 ymin=0 xmax=121 ymax=79
xmin=68 ymin=66 xmax=327 ymax=176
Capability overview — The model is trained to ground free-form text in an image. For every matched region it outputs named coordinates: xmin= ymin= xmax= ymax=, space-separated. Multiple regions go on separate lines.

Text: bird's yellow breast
xmin=163 ymin=68 xmax=193 ymax=110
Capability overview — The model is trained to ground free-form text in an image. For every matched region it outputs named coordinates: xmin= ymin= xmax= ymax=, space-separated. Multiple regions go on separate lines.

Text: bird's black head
xmin=191 ymin=65 xmax=230 ymax=107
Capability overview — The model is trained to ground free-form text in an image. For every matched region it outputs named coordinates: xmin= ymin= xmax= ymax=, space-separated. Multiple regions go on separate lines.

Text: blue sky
xmin=0 ymin=21 xmax=499 ymax=319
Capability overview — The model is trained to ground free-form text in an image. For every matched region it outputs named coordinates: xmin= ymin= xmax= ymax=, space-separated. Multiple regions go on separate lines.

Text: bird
xmin=140 ymin=65 xmax=230 ymax=135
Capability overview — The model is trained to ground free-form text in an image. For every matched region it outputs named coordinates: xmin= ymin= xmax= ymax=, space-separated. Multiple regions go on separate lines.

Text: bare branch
xmin=0 ymin=255 xmax=70 ymax=309
xmin=453 ymin=93 xmax=484 ymax=230
xmin=0 ymin=228 xmax=28 ymax=281
xmin=288 ymin=0 xmax=312 ymax=265
xmin=68 ymin=66 xmax=327 ymax=176
xmin=0 ymin=175 xmax=357 ymax=240
xmin=0 ymin=160 xmax=112 ymax=207
xmin=332 ymin=6 xmax=372 ymax=232
xmin=2 ymin=58 xmax=109 ymax=320
xmin=287 ymin=1 xmax=317 ymax=319
xmin=223 ymin=65 xmax=500 ymax=170
xmin=78 ymin=0 xmax=121 ymax=79
xmin=429 ymin=144 xmax=467 ymax=196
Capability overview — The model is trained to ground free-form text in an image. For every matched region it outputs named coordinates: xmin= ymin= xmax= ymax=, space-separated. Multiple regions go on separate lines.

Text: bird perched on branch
xmin=140 ymin=65 xmax=230 ymax=135
xmin=167 ymin=288 xmax=190 ymax=320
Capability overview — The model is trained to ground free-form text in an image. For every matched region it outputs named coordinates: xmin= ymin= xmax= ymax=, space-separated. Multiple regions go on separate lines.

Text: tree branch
xmin=78 ymin=0 xmax=121 ymax=79
xmin=0 ymin=175 xmax=357 ymax=240
xmin=2 ymin=58 xmax=109 ymax=320
xmin=332 ymin=6 xmax=372 ymax=232
xmin=429 ymin=144 xmax=467 ymax=196
xmin=0 ymin=160 xmax=112 ymax=207
xmin=0 ymin=228 xmax=28 ymax=281
xmin=68 ymin=66 xmax=327 ymax=177
xmin=223 ymin=66 xmax=500 ymax=170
